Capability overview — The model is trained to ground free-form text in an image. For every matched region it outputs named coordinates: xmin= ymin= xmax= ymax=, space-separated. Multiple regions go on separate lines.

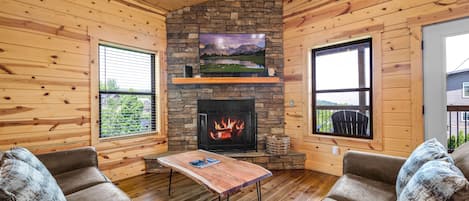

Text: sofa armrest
xmin=343 ymin=151 xmax=406 ymax=185
xmin=36 ymin=146 xmax=98 ymax=176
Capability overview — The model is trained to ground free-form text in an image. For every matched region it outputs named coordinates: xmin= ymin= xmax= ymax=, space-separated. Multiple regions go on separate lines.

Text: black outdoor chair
xmin=331 ymin=110 xmax=369 ymax=137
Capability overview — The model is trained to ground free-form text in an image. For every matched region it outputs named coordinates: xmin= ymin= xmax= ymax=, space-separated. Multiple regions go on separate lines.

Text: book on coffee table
xmin=189 ymin=158 xmax=220 ymax=168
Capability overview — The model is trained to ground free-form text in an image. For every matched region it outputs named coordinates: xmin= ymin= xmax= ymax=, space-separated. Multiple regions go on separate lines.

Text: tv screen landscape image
xmin=199 ymin=33 xmax=266 ymax=73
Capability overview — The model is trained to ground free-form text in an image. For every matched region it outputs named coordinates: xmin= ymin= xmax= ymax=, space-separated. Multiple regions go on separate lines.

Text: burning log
xmin=209 ymin=117 xmax=245 ymax=140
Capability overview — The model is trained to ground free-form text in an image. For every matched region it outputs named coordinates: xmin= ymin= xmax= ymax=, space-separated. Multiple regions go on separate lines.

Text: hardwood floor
xmin=115 ymin=170 xmax=338 ymax=201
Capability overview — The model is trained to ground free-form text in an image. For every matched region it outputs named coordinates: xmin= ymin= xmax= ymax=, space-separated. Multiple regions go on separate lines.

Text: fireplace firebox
xmin=197 ymin=99 xmax=257 ymax=152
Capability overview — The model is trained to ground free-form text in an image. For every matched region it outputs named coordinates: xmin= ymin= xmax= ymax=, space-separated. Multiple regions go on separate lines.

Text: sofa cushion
xmin=396 ymin=138 xmax=453 ymax=196
xmin=0 ymin=158 xmax=66 ymax=201
xmin=452 ymin=142 xmax=469 ymax=179
xmin=451 ymin=142 xmax=469 ymax=200
xmin=36 ymin=146 xmax=99 ymax=176
xmin=398 ymin=160 xmax=468 ymax=201
xmin=451 ymin=185 xmax=469 ymax=201
xmin=325 ymin=174 xmax=396 ymax=201
xmin=66 ymin=183 xmax=131 ymax=201
xmin=54 ymin=167 xmax=109 ymax=195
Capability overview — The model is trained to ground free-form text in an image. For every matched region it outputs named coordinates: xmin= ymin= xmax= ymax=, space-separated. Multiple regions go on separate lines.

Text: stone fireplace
xmin=145 ymin=0 xmax=307 ymax=171
xmin=197 ymin=99 xmax=257 ymax=152
xmin=166 ymin=0 xmax=285 ymax=152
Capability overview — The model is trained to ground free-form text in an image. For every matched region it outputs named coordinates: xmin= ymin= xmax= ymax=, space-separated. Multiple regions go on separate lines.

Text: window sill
xmin=99 ymin=131 xmax=159 ymax=143
xmin=305 ymin=133 xmax=382 ymax=151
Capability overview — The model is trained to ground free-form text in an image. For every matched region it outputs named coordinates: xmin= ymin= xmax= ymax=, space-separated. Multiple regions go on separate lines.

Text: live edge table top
xmin=157 ymin=150 xmax=273 ymax=196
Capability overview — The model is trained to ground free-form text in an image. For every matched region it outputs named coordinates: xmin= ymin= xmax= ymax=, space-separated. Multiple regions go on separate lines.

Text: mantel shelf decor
xmin=171 ymin=77 xmax=281 ymax=85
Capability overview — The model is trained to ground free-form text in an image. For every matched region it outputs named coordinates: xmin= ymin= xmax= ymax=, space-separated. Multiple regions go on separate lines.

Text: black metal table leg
xmin=256 ymin=181 xmax=261 ymax=201
xmin=217 ymin=194 xmax=229 ymax=201
xmin=168 ymin=169 xmax=173 ymax=196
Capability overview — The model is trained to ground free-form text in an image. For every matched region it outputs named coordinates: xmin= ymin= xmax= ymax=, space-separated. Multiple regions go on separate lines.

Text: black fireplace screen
xmin=198 ymin=99 xmax=256 ymax=151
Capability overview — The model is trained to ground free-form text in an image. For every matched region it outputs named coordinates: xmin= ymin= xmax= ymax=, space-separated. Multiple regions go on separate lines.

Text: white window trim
xmin=461 ymin=112 xmax=469 ymax=121
xmin=463 ymin=82 xmax=469 ymax=98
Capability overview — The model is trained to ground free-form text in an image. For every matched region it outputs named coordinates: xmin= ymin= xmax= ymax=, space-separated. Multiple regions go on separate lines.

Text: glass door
xmin=423 ymin=17 xmax=469 ymax=150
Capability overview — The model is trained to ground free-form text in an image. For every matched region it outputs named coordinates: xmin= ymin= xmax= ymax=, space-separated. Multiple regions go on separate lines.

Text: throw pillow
xmin=396 ymin=138 xmax=453 ymax=196
xmin=0 ymin=159 xmax=66 ymax=201
xmin=398 ymin=160 xmax=469 ymax=201
xmin=4 ymin=147 xmax=51 ymax=178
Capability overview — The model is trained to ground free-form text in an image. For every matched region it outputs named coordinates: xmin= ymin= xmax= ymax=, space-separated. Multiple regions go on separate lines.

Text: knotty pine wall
xmin=283 ymin=0 xmax=469 ymax=176
xmin=0 ymin=0 xmax=167 ymax=181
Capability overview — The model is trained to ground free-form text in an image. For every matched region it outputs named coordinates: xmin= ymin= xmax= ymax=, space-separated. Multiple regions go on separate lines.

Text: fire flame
xmin=209 ymin=117 xmax=245 ymax=140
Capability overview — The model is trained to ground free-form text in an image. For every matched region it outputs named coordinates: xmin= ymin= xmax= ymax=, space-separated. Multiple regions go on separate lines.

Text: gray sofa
xmin=36 ymin=147 xmax=131 ymax=201
xmin=323 ymin=142 xmax=469 ymax=201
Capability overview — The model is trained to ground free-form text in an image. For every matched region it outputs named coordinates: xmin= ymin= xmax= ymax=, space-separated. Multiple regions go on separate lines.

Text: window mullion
xmin=358 ymin=47 xmax=367 ymax=114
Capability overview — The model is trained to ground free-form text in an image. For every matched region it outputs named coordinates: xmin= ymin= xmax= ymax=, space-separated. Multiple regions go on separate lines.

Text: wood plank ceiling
xmin=132 ymin=0 xmax=209 ymax=13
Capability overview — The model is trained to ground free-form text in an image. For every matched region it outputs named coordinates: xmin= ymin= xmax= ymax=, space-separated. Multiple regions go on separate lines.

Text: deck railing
xmin=316 ymin=105 xmax=468 ymax=149
xmin=447 ymin=105 xmax=469 ymax=151
xmin=315 ymin=106 xmax=370 ymax=138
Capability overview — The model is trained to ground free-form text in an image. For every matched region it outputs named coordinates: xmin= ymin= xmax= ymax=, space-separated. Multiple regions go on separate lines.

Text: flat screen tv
xmin=199 ymin=33 xmax=266 ymax=74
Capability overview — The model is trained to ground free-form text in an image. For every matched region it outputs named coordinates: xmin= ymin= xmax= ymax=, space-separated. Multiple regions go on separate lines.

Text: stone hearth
xmin=224 ymin=151 xmax=305 ymax=170
xmin=144 ymin=151 xmax=305 ymax=173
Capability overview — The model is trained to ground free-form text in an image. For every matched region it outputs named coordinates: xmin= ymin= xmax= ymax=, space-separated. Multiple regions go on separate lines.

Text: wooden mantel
xmin=171 ymin=77 xmax=281 ymax=84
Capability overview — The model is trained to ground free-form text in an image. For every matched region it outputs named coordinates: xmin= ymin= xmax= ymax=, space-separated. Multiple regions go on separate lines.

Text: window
xmin=99 ymin=44 xmax=157 ymax=138
xmin=312 ymin=38 xmax=373 ymax=139
xmin=463 ymin=82 xmax=469 ymax=98
xmin=461 ymin=112 xmax=469 ymax=121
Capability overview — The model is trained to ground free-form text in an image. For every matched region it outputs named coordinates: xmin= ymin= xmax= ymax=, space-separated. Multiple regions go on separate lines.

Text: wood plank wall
xmin=283 ymin=0 xmax=469 ymax=176
xmin=0 ymin=0 xmax=168 ymax=181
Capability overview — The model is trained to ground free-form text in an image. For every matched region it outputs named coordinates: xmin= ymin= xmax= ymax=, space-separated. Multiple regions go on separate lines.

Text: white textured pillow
xmin=396 ymin=138 xmax=453 ymax=197
xmin=0 ymin=159 xmax=66 ymax=201
xmin=5 ymin=147 xmax=52 ymax=178
xmin=398 ymin=160 xmax=468 ymax=201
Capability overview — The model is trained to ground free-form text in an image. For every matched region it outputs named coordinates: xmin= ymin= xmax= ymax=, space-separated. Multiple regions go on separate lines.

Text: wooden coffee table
xmin=157 ymin=150 xmax=272 ymax=201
